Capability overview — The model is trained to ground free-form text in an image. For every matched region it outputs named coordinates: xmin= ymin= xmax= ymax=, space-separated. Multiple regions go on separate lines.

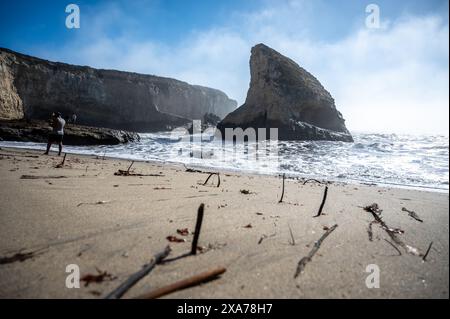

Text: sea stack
xmin=217 ymin=44 xmax=353 ymax=142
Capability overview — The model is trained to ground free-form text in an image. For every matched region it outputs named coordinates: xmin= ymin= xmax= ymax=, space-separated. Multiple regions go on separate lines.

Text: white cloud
xmin=42 ymin=1 xmax=449 ymax=135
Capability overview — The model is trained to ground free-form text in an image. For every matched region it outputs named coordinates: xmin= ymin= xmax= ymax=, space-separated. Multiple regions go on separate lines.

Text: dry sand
xmin=0 ymin=147 xmax=448 ymax=299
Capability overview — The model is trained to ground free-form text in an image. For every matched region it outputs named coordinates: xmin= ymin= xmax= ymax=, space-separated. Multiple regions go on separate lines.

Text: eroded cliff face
xmin=217 ymin=44 xmax=353 ymax=142
xmin=0 ymin=48 xmax=237 ymax=132
xmin=0 ymin=53 xmax=23 ymax=120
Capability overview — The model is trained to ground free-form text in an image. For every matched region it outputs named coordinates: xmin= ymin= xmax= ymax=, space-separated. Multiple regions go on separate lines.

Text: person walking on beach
xmin=44 ymin=112 xmax=66 ymax=156
xmin=71 ymin=113 xmax=77 ymax=124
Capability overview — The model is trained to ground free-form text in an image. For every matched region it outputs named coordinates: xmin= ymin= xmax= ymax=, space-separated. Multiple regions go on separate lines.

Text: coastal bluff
xmin=0 ymin=48 xmax=237 ymax=132
xmin=217 ymin=44 xmax=353 ymax=142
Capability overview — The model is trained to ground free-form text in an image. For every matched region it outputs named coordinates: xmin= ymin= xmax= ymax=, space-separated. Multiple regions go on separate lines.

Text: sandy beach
xmin=0 ymin=146 xmax=448 ymax=299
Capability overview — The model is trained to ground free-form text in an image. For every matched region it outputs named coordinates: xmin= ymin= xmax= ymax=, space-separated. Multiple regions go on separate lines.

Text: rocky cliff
xmin=0 ymin=53 xmax=24 ymax=120
xmin=217 ymin=44 xmax=353 ymax=142
xmin=0 ymin=48 xmax=237 ymax=132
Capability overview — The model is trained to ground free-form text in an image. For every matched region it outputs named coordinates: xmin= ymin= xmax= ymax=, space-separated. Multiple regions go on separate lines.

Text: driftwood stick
xmin=278 ymin=174 xmax=285 ymax=203
xmin=302 ymin=179 xmax=324 ymax=185
xmin=288 ymin=224 xmax=295 ymax=245
xmin=0 ymin=247 xmax=48 ymax=265
xmin=184 ymin=164 xmax=202 ymax=173
xmin=61 ymin=153 xmax=67 ymax=166
xmin=402 ymin=207 xmax=423 ymax=223
xmin=364 ymin=204 xmax=421 ymax=256
xmin=367 ymin=221 xmax=375 ymax=241
xmin=203 ymin=173 xmax=214 ymax=186
xmin=366 ymin=205 xmax=402 ymax=246
xmin=55 ymin=153 xmax=67 ymax=168
xmin=258 ymin=233 xmax=276 ymax=245
xmin=104 ymin=246 xmax=171 ymax=299
xmin=294 ymin=224 xmax=338 ymax=278
xmin=422 ymin=242 xmax=433 ymax=261
xmin=20 ymin=175 xmax=67 ymax=179
xmin=314 ymin=186 xmax=329 ymax=217
xmin=126 ymin=161 xmax=135 ymax=174
xmin=183 ymin=163 xmax=223 ymax=176
xmin=384 ymin=239 xmax=402 ymax=256
xmin=134 ymin=267 xmax=226 ymax=299
xmin=203 ymin=173 xmax=220 ymax=187
xmin=191 ymin=204 xmax=205 ymax=255
xmin=258 ymin=235 xmax=267 ymax=245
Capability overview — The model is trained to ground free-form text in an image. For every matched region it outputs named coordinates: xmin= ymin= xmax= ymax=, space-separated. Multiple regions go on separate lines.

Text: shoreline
xmin=0 ymin=146 xmax=448 ymax=298
xmin=1 ymin=143 xmax=448 ymax=194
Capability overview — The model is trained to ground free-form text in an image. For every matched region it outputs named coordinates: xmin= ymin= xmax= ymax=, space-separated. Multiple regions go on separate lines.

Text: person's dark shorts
xmin=48 ymin=133 xmax=63 ymax=143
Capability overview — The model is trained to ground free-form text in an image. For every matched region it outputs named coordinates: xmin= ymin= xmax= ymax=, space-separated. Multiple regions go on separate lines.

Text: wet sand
xmin=0 ymin=147 xmax=448 ymax=298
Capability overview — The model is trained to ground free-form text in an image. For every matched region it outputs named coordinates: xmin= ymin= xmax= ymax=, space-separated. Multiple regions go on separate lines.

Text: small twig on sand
xmin=367 ymin=221 xmax=378 ymax=241
xmin=134 ymin=267 xmax=226 ymax=299
xmin=384 ymin=239 xmax=402 ymax=256
xmin=127 ymin=161 xmax=135 ymax=174
xmin=183 ymin=163 xmax=202 ymax=173
xmin=313 ymin=186 xmax=329 ymax=217
xmin=81 ymin=268 xmax=116 ymax=287
xmin=114 ymin=160 xmax=164 ymax=177
xmin=20 ymin=175 xmax=67 ymax=179
xmin=105 ymin=246 xmax=171 ymax=299
xmin=186 ymin=168 xmax=202 ymax=173
xmin=55 ymin=153 xmax=67 ymax=168
xmin=258 ymin=233 xmax=276 ymax=245
xmin=365 ymin=204 xmax=400 ymax=245
xmin=288 ymin=224 xmax=295 ymax=245
xmin=77 ymin=200 xmax=110 ymax=207
xmin=422 ymin=242 xmax=433 ymax=262
xmin=203 ymin=173 xmax=220 ymax=187
xmin=0 ymin=251 xmax=35 ymax=264
xmin=183 ymin=163 xmax=223 ymax=176
xmin=0 ymin=247 xmax=47 ymax=265
xmin=278 ymin=174 xmax=285 ymax=203
xmin=302 ymin=179 xmax=324 ymax=185
xmin=402 ymin=207 xmax=423 ymax=223
xmin=114 ymin=170 xmax=164 ymax=177
xmin=294 ymin=224 xmax=338 ymax=278
xmin=191 ymin=204 xmax=205 ymax=255
xmin=363 ymin=203 xmax=421 ymax=256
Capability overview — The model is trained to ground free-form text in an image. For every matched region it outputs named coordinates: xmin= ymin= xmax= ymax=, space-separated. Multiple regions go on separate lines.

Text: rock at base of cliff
xmin=217 ymin=118 xmax=353 ymax=142
xmin=0 ymin=120 xmax=140 ymax=145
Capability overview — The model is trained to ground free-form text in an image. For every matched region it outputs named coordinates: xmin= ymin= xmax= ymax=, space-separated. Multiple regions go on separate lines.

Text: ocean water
xmin=1 ymin=132 xmax=448 ymax=192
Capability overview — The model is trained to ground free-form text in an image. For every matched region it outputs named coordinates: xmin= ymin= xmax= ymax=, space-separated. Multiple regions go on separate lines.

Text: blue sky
xmin=0 ymin=0 xmax=449 ymax=134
